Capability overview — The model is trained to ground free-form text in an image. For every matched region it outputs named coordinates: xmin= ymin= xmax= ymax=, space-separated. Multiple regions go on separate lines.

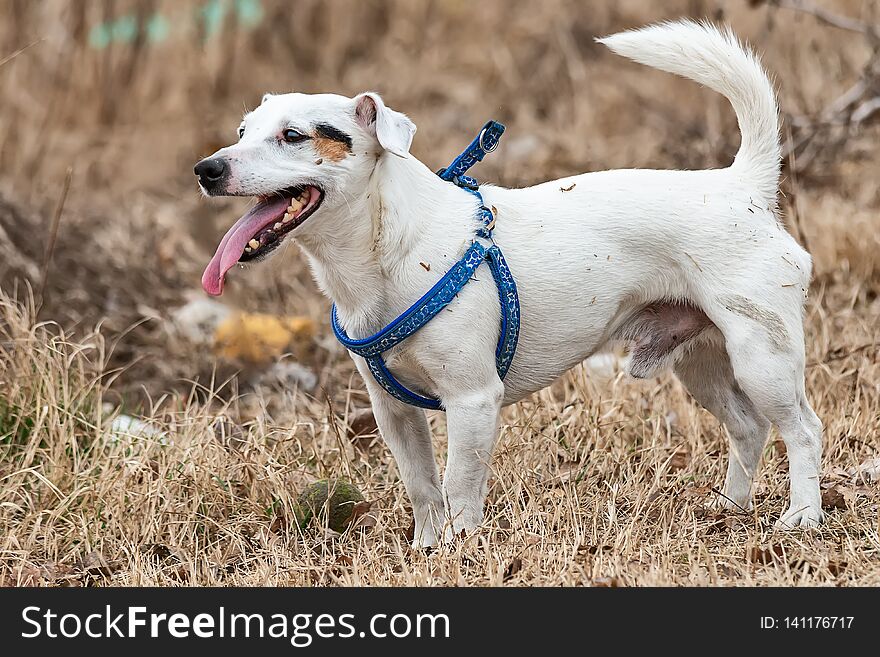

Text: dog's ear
xmin=354 ymin=92 xmax=416 ymax=157
xmin=261 ymin=93 xmax=274 ymax=104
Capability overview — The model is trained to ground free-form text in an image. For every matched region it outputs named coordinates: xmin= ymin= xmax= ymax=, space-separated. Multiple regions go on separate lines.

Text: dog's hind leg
xmin=674 ymin=334 xmax=771 ymax=511
xmin=703 ymin=297 xmax=823 ymax=528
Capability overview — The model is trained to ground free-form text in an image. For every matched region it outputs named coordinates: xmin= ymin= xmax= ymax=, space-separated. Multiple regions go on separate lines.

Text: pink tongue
xmin=201 ymin=196 xmax=290 ymax=296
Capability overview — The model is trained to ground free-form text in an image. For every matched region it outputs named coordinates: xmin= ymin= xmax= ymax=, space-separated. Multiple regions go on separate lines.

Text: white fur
xmin=199 ymin=21 xmax=823 ymax=546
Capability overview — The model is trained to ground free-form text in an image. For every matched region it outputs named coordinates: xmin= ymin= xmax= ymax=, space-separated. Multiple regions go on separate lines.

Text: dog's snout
xmin=194 ymin=157 xmax=228 ymax=186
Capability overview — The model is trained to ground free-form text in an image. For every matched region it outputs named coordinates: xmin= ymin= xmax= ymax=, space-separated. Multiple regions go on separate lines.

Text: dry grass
xmin=1 ymin=0 xmax=878 ymax=586
xmin=2 ymin=281 xmax=878 ymax=587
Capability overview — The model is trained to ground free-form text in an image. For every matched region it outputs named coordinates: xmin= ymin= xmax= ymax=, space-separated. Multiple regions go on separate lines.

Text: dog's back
xmin=481 ymin=22 xmax=806 ymax=399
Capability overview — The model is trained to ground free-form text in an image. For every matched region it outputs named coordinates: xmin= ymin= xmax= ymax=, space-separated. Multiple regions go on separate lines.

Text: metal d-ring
xmin=478 ymin=128 xmax=497 ymax=153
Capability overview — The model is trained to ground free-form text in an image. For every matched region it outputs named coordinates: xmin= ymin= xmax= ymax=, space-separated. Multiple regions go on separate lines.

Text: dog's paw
xmin=441 ymin=524 xmax=474 ymax=545
xmin=411 ymin=535 xmax=438 ymax=551
xmin=439 ymin=514 xmax=482 ymax=545
xmin=410 ymin=522 xmax=441 ymax=550
xmin=775 ymin=505 xmax=824 ymax=530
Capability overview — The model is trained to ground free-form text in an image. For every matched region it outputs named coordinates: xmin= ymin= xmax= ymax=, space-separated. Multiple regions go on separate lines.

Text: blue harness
xmin=331 ymin=121 xmax=520 ymax=410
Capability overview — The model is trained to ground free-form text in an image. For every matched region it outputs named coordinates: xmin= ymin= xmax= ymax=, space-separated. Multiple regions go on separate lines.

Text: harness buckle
xmin=478 ymin=127 xmax=498 ymax=153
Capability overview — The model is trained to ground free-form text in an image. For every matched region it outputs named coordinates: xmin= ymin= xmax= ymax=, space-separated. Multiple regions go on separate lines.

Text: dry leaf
xmin=822 ymin=486 xmax=847 ymax=510
xmin=402 ymin=517 xmax=416 ymax=543
xmin=347 ymin=408 xmax=378 ymax=446
xmin=22 ymin=561 xmax=78 ymax=585
xmin=747 ymin=544 xmax=785 ymax=564
xmin=827 ymin=560 xmax=848 ymax=577
xmin=350 ymin=500 xmax=375 ymax=528
xmin=679 ymin=485 xmax=713 ymax=500
xmin=214 ymin=312 xmax=315 ymax=364
xmin=503 ymin=557 xmax=523 ymax=582
xmin=557 ymin=460 xmax=585 ymax=485
xmin=669 ymin=450 xmax=690 ymax=471
xmin=147 ymin=543 xmax=176 ymax=562
xmin=72 ymin=550 xmax=116 ymax=582
xmin=592 ymin=576 xmax=620 ymax=587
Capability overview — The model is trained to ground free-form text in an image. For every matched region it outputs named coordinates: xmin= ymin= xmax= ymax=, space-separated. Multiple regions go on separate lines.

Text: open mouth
xmin=201 ymin=185 xmax=324 ymax=296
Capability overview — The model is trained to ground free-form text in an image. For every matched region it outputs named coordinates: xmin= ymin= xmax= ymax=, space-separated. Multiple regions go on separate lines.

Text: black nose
xmin=194 ymin=157 xmax=227 ymax=184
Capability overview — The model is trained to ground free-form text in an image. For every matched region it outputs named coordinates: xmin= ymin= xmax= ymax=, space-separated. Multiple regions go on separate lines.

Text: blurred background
xmin=1 ymin=0 xmax=878 ymax=405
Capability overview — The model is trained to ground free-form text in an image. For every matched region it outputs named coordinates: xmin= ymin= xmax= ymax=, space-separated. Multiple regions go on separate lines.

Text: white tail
xmin=598 ymin=20 xmax=780 ymax=204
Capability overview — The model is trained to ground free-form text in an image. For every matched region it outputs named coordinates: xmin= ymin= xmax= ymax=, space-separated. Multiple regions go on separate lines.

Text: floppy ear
xmin=354 ymin=92 xmax=416 ymax=157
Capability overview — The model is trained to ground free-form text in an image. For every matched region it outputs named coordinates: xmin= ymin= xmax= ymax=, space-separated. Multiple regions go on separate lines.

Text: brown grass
xmin=0 ymin=0 xmax=878 ymax=586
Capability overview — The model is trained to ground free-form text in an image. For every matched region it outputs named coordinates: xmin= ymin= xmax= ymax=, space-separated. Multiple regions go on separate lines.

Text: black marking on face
xmin=314 ymin=123 xmax=353 ymax=151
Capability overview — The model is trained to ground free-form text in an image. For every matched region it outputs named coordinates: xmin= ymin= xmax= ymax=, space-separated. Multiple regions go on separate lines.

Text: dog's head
xmin=195 ymin=91 xmax=416 ymax=296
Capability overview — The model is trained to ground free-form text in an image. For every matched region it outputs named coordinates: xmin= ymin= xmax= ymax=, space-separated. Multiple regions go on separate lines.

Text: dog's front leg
xmin=442 ymin=380 xmax=504 ymax=540
xmin=357 ymin=363 xmax=444 ymax=548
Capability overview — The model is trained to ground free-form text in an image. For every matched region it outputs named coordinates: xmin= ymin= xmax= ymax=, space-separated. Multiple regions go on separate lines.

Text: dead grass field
xmin=1 ymin=0 xmax=878 ymax=586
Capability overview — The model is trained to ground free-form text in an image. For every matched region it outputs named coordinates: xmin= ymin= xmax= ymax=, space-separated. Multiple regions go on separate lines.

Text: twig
xmin=709 ymin=487 xmax=750 ymax=514
xmin=0 ymin=38 xmax=43 ymax=68
xmin=684 ymin=252 xmax=703 ymax=272
xmin=37 ymin=167 xmax=73 ymax=310
xmin=782 ymin=123 xmax=811 ymax=253
xmin=851 ymin=96 xmax=880 ymax=124
xmin=807 ymin=342 xmax=878 ymax=368
xmin=770 ymin=1 xmax=880 ymax=174
xmin=773 ymin=0 xmax=879 ymax=42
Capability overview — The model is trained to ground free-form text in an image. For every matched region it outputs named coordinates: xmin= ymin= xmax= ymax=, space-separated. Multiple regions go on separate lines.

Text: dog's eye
xmin=238 ymin=126 xmax=245 ymax=139
xmin=282 ymin=129 xmax=308 ymax=144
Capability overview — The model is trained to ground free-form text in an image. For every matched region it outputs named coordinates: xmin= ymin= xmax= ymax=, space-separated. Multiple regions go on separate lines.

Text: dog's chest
xmin=377 ymin=345 xmax=437 ymax=394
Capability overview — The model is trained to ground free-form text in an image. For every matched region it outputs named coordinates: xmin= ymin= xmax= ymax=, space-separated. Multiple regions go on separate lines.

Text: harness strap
xmin=331 ymin=120 xmax=520 ymax=410
xmin=484 ymin=244 xmax=519 ymax=379
xmin=436 ymin=121 xmax=505 ymax=185
xmin=332 ymin=242 xmax=487 ymax=359
xmin=438 ymin=121 xmax=505 ymax=240
xmin=332 ymin=240 xmax=520 ymax=410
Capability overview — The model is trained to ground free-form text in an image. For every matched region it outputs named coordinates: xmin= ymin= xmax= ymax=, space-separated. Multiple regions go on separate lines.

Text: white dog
xmin=195 ymin=20 xmax=823 ymax=547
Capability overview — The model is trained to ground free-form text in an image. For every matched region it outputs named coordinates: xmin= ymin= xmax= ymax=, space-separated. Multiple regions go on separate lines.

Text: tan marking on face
xmin=313 ymin=135 xmax=350 ymax=162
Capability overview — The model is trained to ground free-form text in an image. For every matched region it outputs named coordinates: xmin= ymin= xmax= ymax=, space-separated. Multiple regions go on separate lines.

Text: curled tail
xmin=598 ymin=20 xmax=780 ymax=204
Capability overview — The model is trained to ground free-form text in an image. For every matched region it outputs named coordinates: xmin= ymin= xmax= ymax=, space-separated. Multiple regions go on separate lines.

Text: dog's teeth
xmin=244 ymin=246 xmax=252 ymax=253
xmin=288 ymin=200 xmax=302 ymax=213
xmin=274 ymin=222 xmax=283 ymax=230
xmin=248 ymin=239 xmax=260 ymax=250
xmin=282 ymin=212 xmax=293 ymax=223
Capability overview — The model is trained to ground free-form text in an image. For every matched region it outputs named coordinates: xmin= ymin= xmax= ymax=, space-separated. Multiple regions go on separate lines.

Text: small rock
xmin=170 ymin=295 xmax=232 ymax=344
xmin=260 ymin=361 xmax=317 ymax=391
xmin=104 ymin=408 xmax=167 ymax=445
